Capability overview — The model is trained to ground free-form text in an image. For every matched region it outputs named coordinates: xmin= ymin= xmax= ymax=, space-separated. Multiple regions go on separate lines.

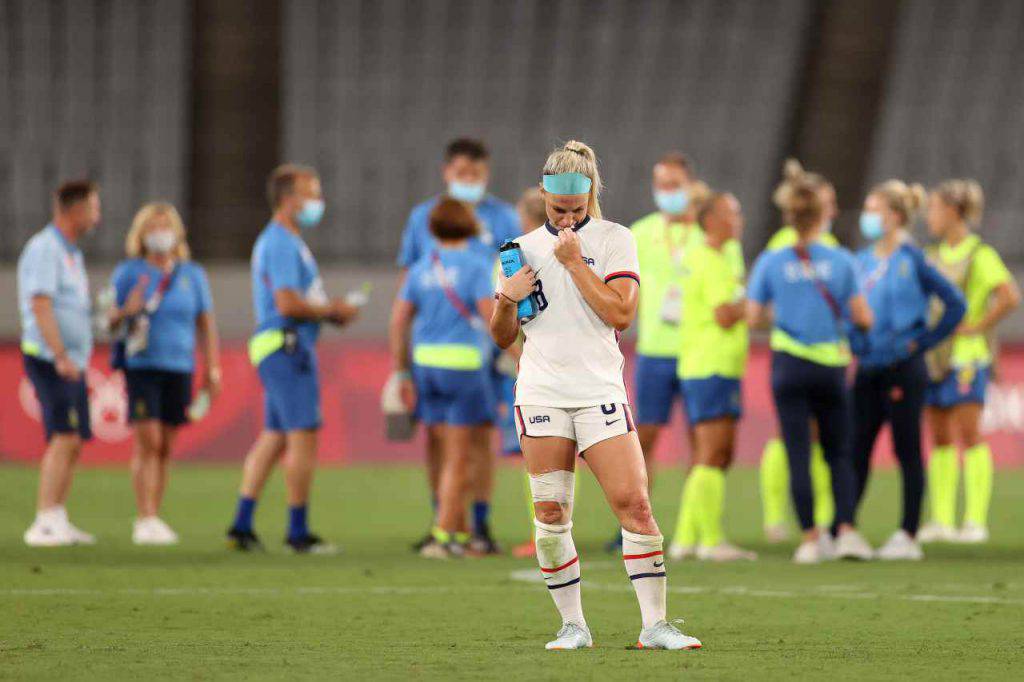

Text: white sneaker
xmin=637 ymin=620 xmax=702 ymax=650
xmin=133 ymin=517 xmax=178 ymax=546
xmin=545 ymin=622 xmax=593 ymax=650
xmin=956 ymin=522 xmax=989 ymax=544
xmin=876 ymin=530 xmax=923 ymax=561
xmin=835 ymin=529 xmax=873 ymax=560
xmin=764 ymin=524 xmax=790 ymax=543
xmin=793 ymin=539 xmax=821 ymax=564
xmin=24 ymin=518 xmax=75 ymax=547
xmin=65 ymin=522 xmax=97 ymax=545
xmin=696 ymin=542 xmax=757 ymax=562
xmin=667 ymin=542 xmax=695 ymax=561
xmin=817 ymin=532 xmax=837 ymax=561
xmin=917 ymin=521 xmax=957 ymax=544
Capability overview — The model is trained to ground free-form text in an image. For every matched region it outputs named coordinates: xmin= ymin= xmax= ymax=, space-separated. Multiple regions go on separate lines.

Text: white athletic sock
xmin=534 ymin=520 xmax=585 ymax=627
xmin=37 ymin=506 xmax=64 ymax=525
xmin=622 ymin=529 xmax=666 ymax=629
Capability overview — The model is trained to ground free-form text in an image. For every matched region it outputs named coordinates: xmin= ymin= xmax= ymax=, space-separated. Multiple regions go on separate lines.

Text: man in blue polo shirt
xmin=227 ymin=164 xmax=359 ymax=553
xmin=397 ymin=138 xmax=519 ymax=554
xmin=18 ymin=180 xmax=101 ymax=547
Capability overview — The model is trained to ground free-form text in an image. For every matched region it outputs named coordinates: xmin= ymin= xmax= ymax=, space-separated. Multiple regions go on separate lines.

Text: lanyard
xmin=862 ymin=257 xmax=889 ymax=295
xmin=793 ymin=245 xmax=842 ymax=322
xmin=144 ymin=266 xmax=178 ymax=315
xmin=430 ymin=252 xmax=485 ymax=332
xmin=661 ymin=221 xmax=691 ymax=273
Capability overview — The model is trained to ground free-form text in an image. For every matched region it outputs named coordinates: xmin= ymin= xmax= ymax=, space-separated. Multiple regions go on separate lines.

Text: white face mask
xmin=144 ymin=230 xmax=177 ymax=254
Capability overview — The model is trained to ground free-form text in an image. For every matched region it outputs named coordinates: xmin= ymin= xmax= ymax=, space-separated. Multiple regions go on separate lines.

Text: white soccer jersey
xmin=514 ymin=216 xmax=640 ymax=407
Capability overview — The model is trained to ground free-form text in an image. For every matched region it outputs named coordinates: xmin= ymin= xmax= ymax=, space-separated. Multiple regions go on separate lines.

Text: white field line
xmin=509 ymin=569 xmax=1024 ymax=606
xmin=4 ymin=578 xmax=1023 ymax=608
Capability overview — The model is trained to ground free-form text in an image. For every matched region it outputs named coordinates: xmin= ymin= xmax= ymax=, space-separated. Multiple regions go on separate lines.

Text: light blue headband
xmin=542 ymin=172 xmax=593 ymax=195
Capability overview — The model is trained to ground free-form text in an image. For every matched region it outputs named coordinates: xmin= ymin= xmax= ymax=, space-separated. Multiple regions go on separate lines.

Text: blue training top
xmin=251 ymin=222 xmax=325 ymax=349
xmin=748 ymin=242 xmax=862 ymax=365
xmin=112 ymin=259 xmax=214 ymax=373
xmin=854 ymin=242 xmax=965 ymax=369
xmin=399 ymin=246 xmax=494 ymax=371
xmin=397 ymin=195 xmax=520 ymax=268
xmin=17 ymin=225 xmax=93 ymax=370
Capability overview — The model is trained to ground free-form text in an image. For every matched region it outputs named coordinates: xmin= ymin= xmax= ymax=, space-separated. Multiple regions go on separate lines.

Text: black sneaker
xmin=468 ymin=532 xmax=502 ymax=555
xmin=285 ymin=533 xmax=339 ymax=555
xmin=411 ymin=531 xmax=435 ymax=553
xmin=226 ymin=527 xmax=264 ymax=552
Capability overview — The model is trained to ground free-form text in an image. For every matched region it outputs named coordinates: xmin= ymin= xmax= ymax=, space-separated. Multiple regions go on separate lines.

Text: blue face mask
xmin=859 ymin=212 xmax=884 ymax=241
xmin=654 ymin=189 xmax=689 ymax=216
xmin=448 ymin=181 xmax=486 ymax=204
xmin=296 ymin=199 xmax=325 ymax=229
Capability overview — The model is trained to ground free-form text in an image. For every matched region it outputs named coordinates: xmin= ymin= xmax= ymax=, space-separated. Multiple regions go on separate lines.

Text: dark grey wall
xmin=283 ymin=0 xmax=813 ymax=263
xmin=867 ymin=0 xmax=1024 ymax=255
xmin=0 ymin=0 xmax=191 ymax=262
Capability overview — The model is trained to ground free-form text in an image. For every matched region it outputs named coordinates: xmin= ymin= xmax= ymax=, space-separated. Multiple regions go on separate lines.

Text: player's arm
xmin=196 ymin=311 xmax=222 ymax=398
xmin=555 ymin=231 xmax=637 ymax=331
xmin=491 ymin=266 xmax=535 ymax=349
xmin=387 ymin=297 xmax=416 ymax=410
xmin=714 ymin=301 xmax=745 ymax=329
xmin=962 ymin=280 xmax=1020 ymax=335
xmin=273 ymin=289 xmax=356 ymax=324
xmin=31 ymin=295 xmax=80 ymax=381
xmin=745 ymin=301 xmax=772 ymax=330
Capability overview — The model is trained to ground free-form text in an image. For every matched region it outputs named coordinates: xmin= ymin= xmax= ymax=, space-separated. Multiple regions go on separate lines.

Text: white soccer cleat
xmin=956 ymin=522 xmax=989 ymax=544
xmin=667 ymin=542 xmax=695 ymax=561
xmin=637 ymin=620 xmax=702 ymax=650
xmin=793 ymin=539 xmax=821 ymax=564
xmin=24 ymin=518 xmax=76 ymax=547
xmin=545 ymin=622 xmax=593 ymax=650
xmin=65 ymin=522 xmax=96 ymax=546
xmin=917 ymin=521 xmax=957 ymax=544
xmin=764 ymin=524 xmax=790 ymax=543
xmin=876 ymin=530 xmax=923 ymax=561
xmin=696 ymin=542 xmax=757 ymax=562
xmin=133 ymin=517 xmax=178 ymax=546
xmin=817 ymin=532 xmax=837 ymax=560
xmin=835 ymin=529 xmax=873 ymax=561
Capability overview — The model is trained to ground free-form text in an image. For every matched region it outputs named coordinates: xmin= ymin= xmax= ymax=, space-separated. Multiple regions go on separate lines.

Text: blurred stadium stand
xmin=1 ymin=0 xmax=1023 ymax=340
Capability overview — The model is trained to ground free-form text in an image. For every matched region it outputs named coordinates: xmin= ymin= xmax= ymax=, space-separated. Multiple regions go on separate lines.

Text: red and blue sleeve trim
xmin=605 ymin=271 xmax=640 ymax=285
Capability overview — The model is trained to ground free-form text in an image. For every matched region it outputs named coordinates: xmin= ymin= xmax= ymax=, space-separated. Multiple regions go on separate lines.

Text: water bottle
xmin=499 ymin=239 xmax=538 ymax=323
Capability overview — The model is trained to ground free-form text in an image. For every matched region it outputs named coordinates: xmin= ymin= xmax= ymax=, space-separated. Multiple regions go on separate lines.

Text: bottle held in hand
xmin=499 ymin=240 xmax=538 ymax=323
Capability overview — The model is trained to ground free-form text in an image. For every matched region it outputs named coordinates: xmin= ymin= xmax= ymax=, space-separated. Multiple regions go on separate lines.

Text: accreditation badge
xmin=659 ymin=285 xmax=682 ymax=326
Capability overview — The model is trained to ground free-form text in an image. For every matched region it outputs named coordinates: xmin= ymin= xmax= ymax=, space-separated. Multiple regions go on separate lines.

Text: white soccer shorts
xmin=514 ymin=403 xmax=636 ymax=452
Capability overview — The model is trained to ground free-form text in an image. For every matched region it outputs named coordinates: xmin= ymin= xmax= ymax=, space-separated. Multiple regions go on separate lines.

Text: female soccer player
xmin=919 ymin=180 xmax=1020 ymax=544
xmin=107 ymin=203 xmax=221 ymax=545
xmin=669 ymin=193 xmax=756 ymax=562
xmin=759 ymin=160 xmax=839 ymax=542
xmin=747 ymin=180 xmax=875 ymax=564
xmin=390 ymin=198 xmax=496 ymax=558
xmin=850 ymin=181 xmax=965 ymax=560
xmin=492 ymin=141 xmax=700 ymax=651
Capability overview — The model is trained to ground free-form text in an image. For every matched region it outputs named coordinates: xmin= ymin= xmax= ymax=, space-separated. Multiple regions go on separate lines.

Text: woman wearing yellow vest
xmin=918 ymin=180 xmax=1020 ymax=544
xmin=759 ymin=160 xmax=838 ymax=542
xmin=667 ymin=193 xmax=756 ymax=562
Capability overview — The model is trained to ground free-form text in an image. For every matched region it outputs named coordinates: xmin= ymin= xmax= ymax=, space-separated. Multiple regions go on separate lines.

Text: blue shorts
xmin=23 ymin=354 xmax=92 ymax=442
xmin=126 ymin=369 xmax=193 ymax=426
xmin=258 ymin=347 xmax=322 ymax=432
xmin=681 ymin=376 xmax=742 ymax=425
xmin=635 ymin=354 xmax=684 ymax=425
xmin=413 ymin=364 xmax=494 ymax=426
xmin=926 ymin=366 xmax=989 ymax=409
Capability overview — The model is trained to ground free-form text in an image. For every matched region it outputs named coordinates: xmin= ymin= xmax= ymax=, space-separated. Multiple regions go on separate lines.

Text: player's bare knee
xmin=533 ymin=501 xmax=565 ymax=526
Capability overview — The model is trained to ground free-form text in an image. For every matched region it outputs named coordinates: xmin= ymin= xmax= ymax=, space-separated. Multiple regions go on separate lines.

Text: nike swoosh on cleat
xmin=653 ymin=561 xmax=664 ymax=568
xmin=605 ymin=419 xmax=620 ymax=426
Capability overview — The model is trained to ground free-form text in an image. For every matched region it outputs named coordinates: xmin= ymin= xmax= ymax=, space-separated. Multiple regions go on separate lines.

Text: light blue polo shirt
xmin=397 ymin=194 xmax=520 ymax=268
xmin=17 ymin=225 xmax=93 ymax=369
xmin=251 ymin=221 xmax=324 ymax=350
xmin=111 ymin=258 xmax=214 ymax=373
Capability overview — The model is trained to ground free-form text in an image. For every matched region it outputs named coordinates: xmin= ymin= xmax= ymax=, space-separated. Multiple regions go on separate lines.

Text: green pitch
xmin=1 ymin=463 xmax=1022 ymax=680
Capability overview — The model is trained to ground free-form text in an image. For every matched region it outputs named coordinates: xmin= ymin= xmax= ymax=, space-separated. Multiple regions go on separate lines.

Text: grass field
xmin=1 ymin=462 xmax=1023 ymax=680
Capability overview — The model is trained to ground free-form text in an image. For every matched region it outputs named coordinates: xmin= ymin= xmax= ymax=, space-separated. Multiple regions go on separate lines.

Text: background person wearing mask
xmin=668 ymin=193 xmax=756 ymax=562
xmin=107 ymin=203 xmax=222 ymax=545
xmin=19 ymin=180 xmax=101 ymax=547
xmin=226 ymin=164 xmax=359 ymax=554
xmin=747 ymin=181 xmax=875 ymax=564
xmin=389 ymin=199 xmax=496 ymax=558
xmin=918 ymin=180 xmax=1021 ymax=544
xmin=758 ymin=159 xmax=839 ymax=543
xmin=850 ymin=181 xmax=965 ymax=561
xmin=395 ymin=138 xmax=519 ymax=555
